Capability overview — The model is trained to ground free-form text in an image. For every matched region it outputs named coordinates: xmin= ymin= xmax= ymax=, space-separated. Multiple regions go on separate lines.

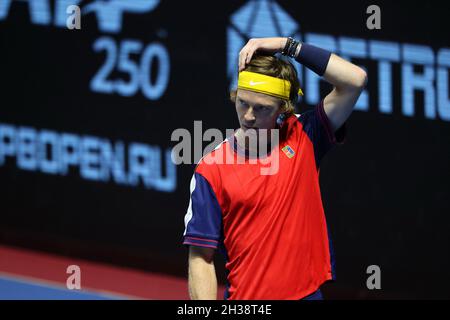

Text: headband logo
xmin=249 ymin=81 xmax=266 ymax=86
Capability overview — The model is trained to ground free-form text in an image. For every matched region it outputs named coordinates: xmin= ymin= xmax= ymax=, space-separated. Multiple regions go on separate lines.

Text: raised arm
xmin=188 ymin=246 xmax=217 ymax=300
xmin=320 ymin=53 xmax=367 ymax=131
xmin=238 ymin=37 xmax=367 ymax=131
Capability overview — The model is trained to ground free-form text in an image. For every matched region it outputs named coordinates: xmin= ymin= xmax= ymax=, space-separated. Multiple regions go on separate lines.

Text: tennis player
xmin=182 ymin=37 xmax=367 ymax=300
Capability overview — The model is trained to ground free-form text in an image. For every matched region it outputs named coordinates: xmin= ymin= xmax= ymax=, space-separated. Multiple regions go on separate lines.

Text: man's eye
xmin=256 ymin=106 xmax=268 ymax=112
xmin=239 ymin=100 xmax=248 ymax=106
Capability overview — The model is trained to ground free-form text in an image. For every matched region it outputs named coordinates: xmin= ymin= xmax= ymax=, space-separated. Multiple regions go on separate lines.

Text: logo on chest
xmin=281 ymin=145 xmax=295 ymax=159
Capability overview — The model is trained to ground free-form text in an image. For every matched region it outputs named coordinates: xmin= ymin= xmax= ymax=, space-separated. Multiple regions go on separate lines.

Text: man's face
xmin=235 ymin=89 xmax=283 ymax=131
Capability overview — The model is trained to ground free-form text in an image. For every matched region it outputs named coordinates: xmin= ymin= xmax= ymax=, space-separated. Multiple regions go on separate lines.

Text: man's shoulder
xmin=195 ymin=138 xmax=231 ymax=171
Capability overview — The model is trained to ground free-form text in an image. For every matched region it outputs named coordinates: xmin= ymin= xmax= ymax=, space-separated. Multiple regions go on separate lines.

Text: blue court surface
xmin=0 ymin=275 xmax=121 ymax=300
xmin=0 ymin=245 xmax=189 ymax=299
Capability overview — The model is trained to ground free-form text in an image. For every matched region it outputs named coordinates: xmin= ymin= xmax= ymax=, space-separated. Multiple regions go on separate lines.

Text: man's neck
xmin=234 ymin=128 xmax=277 ymax=157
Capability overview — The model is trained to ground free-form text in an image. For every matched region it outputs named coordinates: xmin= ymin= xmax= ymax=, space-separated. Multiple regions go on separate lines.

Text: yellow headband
xmin=237 ymin=71 xmax=303 ymax=100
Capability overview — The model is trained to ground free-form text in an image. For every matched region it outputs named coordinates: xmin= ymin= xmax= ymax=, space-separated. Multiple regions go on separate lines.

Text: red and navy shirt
xmin=182 ymin=100 xmax=345 ymax=300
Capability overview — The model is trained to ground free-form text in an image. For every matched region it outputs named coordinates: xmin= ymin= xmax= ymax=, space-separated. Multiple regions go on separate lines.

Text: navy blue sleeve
xmin=297 ymin=100 xmax=346 ymax=166
xmin=182 ymin=172 xmax=223 ymax=249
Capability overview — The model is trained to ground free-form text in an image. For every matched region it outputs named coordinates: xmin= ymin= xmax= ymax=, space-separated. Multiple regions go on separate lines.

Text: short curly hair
xmin=230 ymin=53 xmax=301 ymax=116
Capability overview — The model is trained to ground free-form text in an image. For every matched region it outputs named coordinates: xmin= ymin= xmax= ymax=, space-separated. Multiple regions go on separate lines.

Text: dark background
xmin=0 ymin=0 xmax=449 ymax=299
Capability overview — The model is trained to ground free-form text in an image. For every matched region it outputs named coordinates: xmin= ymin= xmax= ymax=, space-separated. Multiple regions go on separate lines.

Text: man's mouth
xmin=243 ymin=124 xmax=258 ymax=130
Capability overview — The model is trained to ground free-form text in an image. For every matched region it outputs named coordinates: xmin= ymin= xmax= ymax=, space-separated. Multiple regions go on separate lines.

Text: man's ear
xmin=280 ymin=100 xmax=288 ymax=111
xmin=276 ymin=113 xmax=286 ymax=128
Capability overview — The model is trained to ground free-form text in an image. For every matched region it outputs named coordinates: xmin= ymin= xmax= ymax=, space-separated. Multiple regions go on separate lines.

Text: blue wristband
xmin=295 ymin=43 xmax=332 ymax=76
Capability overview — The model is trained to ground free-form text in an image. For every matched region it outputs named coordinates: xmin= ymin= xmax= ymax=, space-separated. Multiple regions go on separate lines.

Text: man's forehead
xmin=237 ymin=89 xmax=281 ymax=106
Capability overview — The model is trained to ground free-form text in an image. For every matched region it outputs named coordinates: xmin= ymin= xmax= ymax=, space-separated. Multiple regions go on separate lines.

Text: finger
xmin=243 ymin=46 xmax=255 ymax=69
xmin=238 ymin=50 xmax=243 ymax=71
xmin=239 ymin=51 xmax=248 ymax=71
xmin=239 ymin=43 xmax=252 ymax=69
xmin=238 ymin=53 xmax=242 ymax=71
xmin=246 ymin=48 xmax=254 ymax=64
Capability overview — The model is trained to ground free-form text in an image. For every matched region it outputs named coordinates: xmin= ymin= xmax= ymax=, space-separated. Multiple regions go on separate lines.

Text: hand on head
xmin=238 ymin=37 xmax=287 ymax=72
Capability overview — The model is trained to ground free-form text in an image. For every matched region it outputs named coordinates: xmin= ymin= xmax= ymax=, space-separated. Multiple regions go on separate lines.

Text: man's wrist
xmin=280 ymin=37 xmax=287 ymax=52
xmin=294 ymin=42 xmax=302 ymax=59
xmin=279 ymin=38 xmax=331 ymax=76
xmin=281 ymin=37 xmax=300 ymax=58
xmin=280 ymin=37 xmax=290 ymax=54
xmin=294 ymin=43 xmax=332 ymax=76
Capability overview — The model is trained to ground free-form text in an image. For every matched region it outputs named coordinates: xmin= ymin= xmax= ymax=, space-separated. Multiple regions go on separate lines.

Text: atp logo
xmin=0 ymin=0 xmax=160 ymax=33
xmin=83 ymin=0 xmax=160 ymax=33
xmin=227 ymin=0 xmax=302 ymax=91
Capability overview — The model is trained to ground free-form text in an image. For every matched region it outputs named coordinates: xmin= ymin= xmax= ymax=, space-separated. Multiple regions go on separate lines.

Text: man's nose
xmin=244 ymin=107 xmax=256 ymax=122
